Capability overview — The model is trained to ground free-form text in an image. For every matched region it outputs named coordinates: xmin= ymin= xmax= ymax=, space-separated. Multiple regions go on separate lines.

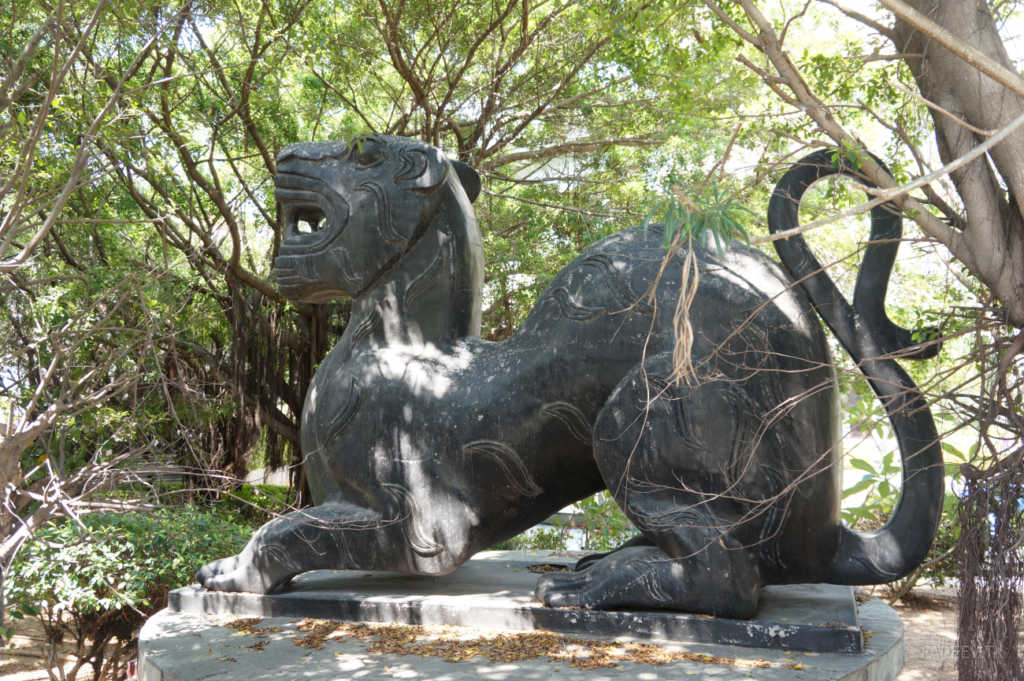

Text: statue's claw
xmin=195 ymin=544 xmax=298 ymax=594
xmin=195 ymin=555 xmax=239 ymax=587
xmin=536 ymin=547 xmax=673 ymax=611
xmin=535 ymin=569 xmax=594 ymax=608
xmin=202 ymin=566 xmax=277 ymax=594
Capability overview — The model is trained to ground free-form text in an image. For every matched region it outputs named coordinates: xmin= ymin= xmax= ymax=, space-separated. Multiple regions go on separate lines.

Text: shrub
xmin=578 ymin=492 xmax=638 ymax=551
xmin=6 ymin=508 xmax=251 ymax=681
xmin=217 ymin=483 xmax=295 ymax=526
xmin=491 ymin=526 xmax=569 ymax=551
xmin=491 ymin=493 xmax=639 ymax=553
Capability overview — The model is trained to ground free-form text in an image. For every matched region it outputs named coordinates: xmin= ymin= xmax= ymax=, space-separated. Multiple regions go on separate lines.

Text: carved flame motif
xmin=645 ymin=375 xmax=709 ymax=452
xmin=324 ymin=377 xmax=362 ymax=448
xmin=579 ymin=254 xmax=654 ymax=315
xmin=357 ymin=180 xmax=404 ymax=243
xmin=627 ymin=559 xmax=670 ymax=603
xmin=381 ymin=482 xmax=443 ymax=557
xmin=259 ymin=543 xmax=302 ymax=573
xmin=404 ymin=247 xmax=445 ymax=312
xmin=462 ymin=440 xmax=543 ymax=497
xmin=350 ymin=305 xmax=382 ymax=345
xmin=539 ymin=288 xmax=604 ymax=322
xmin=330 ymin=248 xmax=364 ymax=290
xmin=541 ymin=402 xmax=594 ymax=444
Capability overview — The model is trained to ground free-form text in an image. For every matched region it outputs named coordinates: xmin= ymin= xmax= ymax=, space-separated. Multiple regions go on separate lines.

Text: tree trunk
xmin=894 ymin=0 xmax=1024 ymax=328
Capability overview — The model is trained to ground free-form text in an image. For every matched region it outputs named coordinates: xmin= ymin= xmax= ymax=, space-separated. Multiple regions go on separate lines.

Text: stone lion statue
xmin=197 ymin=135 xmax=943 ymax=619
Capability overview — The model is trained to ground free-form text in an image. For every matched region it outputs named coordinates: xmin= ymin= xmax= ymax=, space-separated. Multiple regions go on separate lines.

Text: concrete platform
xmin=140 ymin=596 xmax=904 ymax=681
xmin=171 ymin=551 xmax=866 ymax=654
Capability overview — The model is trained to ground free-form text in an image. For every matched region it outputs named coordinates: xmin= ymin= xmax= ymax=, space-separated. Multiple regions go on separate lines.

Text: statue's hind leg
xmin=536 ymin=352 xmax=765 ymax=619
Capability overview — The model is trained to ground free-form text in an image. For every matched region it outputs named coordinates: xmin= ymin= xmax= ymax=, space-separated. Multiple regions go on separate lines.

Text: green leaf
xmin=846 ymin=506 xmax=878 ymax=521
xmin=843 ymin=478 xmax=875 ymax=499
xmin=942 ymin=442 xmax=965 ymax=461
xmin=848 ymin=458 xmax=878 ymax=476
xmin=7 ymin=509 xmax=252 ymax=622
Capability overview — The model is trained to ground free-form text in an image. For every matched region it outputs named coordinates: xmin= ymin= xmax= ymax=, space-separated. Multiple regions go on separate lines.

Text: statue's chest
xmin=303 ymin=347 xmax=463 ymax=455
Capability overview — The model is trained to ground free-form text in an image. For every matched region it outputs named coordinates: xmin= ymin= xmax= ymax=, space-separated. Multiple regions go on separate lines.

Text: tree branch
xmin=818 ymin=0 xmax=895 ymax=41
xmin=479 ymin=135 xmax=659 ymax=171
xmin=702 ymin=0 xmax=760 ymax=47
xmin=848 ymin=53 xmax=922 ymax=62
xmin=879 ymin=0 xmax=1024 ymax=103
xmin=731 ymin=0 xmax=978 ymax=274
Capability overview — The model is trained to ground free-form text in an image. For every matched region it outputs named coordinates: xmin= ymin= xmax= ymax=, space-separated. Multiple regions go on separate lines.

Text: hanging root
xmin=957 ymin=470 xmax=1024 ymax=680
xmin=670 ymin=236 xmax=700 ymax=385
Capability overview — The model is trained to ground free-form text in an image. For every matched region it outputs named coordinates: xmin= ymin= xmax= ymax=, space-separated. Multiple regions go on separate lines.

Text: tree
xmin=0 ymin=0 xmax=198 ymax=632
xmin=85 ymin=0 xmax=725 ymax=491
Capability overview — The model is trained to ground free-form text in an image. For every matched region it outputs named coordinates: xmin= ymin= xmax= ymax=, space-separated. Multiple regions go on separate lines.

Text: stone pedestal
xmin=172 ymin=551 xmax=864 ymax=654
xmin=143 ymin=551 xmax=905 ymax=680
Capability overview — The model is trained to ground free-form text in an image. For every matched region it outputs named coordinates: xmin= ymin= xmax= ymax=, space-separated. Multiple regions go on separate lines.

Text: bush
xmin=491 ymin=526 xmax=569 ymax=551
xmin=217 ymin=483 xmax=295 ymax=526
xmin=6 ymin=508 xmax=251 ymax=681
xmin=491 ymin=492 xmax=639 ymax=553
xmin=578 ymin=492 xmax=638 ymax=551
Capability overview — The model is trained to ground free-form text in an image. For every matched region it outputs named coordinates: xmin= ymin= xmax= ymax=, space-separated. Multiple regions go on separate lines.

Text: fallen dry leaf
xmin=222 ymin=618 xmax=281 ymax=637
xmin=280 ymin=620 xmax=775 ymax=671
xmin=528 ymin=564 xmax=570 ymax=574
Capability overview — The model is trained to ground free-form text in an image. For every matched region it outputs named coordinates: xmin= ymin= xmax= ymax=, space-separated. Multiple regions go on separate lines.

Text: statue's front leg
xmin=196 ymin=502 xmax=378 ymax=594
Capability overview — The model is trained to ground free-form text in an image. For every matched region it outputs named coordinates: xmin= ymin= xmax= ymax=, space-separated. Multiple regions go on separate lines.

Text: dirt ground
xmin=884 ymin=585 xmax=960 ymax=681
xmin=0 ymin=619 xmax=103 ymax=681
xmin=1 ymin=587 xmax=962 ymax=681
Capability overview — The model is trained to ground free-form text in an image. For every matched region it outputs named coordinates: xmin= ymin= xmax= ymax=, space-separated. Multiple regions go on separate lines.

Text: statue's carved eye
xmin=352 ymin=138 xmax=383 ymax=167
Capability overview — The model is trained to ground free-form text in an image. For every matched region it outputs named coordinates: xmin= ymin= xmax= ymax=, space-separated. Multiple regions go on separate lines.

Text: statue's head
xmin=273 ymin=134 xmax=480 ymax=303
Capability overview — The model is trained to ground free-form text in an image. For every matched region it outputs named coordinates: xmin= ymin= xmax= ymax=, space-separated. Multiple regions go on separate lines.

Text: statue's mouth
xmin=283 ymin=203 xmax=326 ymax=235
xmin=274 ymin=173 xmax=350 ymax=254
xmin=273 ymin=174 xmax=353 ymax=302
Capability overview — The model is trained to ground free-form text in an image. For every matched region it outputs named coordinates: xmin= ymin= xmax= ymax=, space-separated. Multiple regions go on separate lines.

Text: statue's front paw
xmin=195 ymin=555 xmax=239 ymax=587
xmin=196 ymin=541 xmax=300 ymax=594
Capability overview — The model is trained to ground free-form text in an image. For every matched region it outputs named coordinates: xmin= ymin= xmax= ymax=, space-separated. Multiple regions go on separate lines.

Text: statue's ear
xmin=451 ymin=160 xmax=481 ymax=204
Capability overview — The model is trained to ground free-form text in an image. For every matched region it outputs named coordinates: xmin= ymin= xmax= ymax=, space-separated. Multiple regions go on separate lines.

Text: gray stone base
xmin=171 ymin=551 xmax=872 ymax=655
xmin=140 ymin=595 xmax=903 ymax=681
